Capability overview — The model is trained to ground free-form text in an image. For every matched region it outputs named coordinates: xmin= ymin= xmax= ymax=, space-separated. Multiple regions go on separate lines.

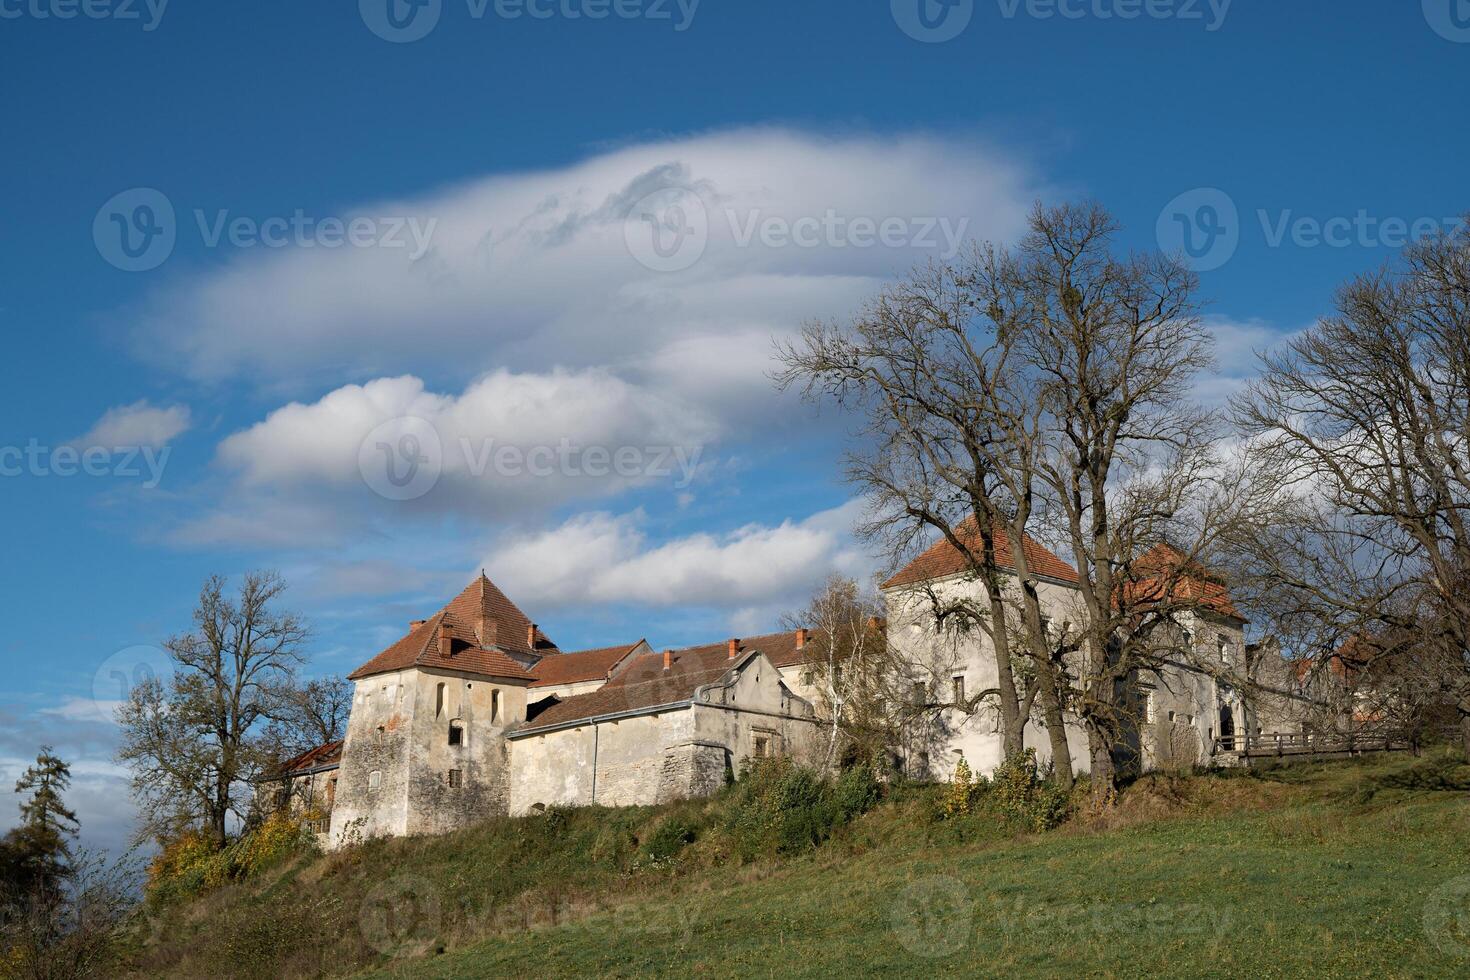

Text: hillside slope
xmin=133 ymin=754 xmax=1470 ymax=979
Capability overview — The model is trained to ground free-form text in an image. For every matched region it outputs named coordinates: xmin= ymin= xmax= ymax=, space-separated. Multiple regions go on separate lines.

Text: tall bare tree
xmin=779 ymin=202 xmax=1246 ymax=798
xmin=118 ymin=571 xmax=309 ymax=848
xmin=1233 ymin=219 xmax=1470 ymax=753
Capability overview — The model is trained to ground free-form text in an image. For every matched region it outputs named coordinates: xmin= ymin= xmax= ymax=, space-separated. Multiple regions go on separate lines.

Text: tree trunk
xmin=986 ymin=590 xmax=1025 ymax=757
xmin=1033 ymin=657 xmax=1075 ymax=789
xmin=1460 ymin=713 xmax=1470 ymax=760
xmin=1087 ymin=725 xmax=1116 ymax=804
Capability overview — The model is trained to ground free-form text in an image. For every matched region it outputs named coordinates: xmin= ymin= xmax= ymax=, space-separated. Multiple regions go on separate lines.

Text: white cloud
xmin=485 ymin=499 xmax=872 ymax=611
xmin=74 ymin=400 xmax=190 ymax=449
xmin=212 ymin=369 xmax=714 ymax=521
xmin=1199 ymin=316 xmax=1303 ymax=407
xmin=131 ymin=128 xmax=1041 ymax=421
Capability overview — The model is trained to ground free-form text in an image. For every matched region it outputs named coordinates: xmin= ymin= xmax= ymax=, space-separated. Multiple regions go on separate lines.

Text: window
xmin=491 ymin=689 xmax=501 ymax=724
xmin=1218 ymin=636 xmax=1233 ymax=667
xmin=447 ymin=769 xmax=463 ymax=789
xmin=1142 ymin=689 xmax=1156 ymax=724
xmin=448 ymin=721 xmax=464 ymax=747
xmin=911 ymin=681 xmax=926 ymax=706
xmin=1167 ymin=710 xmax=1176 ymax=723
xmin=368 ymin=770 xmax=381 ymax=793
xmin=752 ymin=734 xmax=772 ymax=759
xmin=436 ymin=682 xmax=446 ymax=718
xmin=952 ymin=675 xmax=966 ymax=707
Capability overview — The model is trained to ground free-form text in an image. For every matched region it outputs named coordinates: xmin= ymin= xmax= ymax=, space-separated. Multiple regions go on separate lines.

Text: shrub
xmin=722 ymin=759 xmax=882 ymax=861
xmin=940 ymin=757 xmax=981 ymax=820
xmin=146 ymin=811 xmax=319 ymax=906
xmin=641 ymin=817 xmax=698 ymax=863
xmin=990 ymin=750 xmax=1072 ymax=833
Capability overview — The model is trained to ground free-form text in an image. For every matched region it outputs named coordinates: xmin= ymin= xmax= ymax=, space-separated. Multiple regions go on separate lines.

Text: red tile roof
xmin=882 ymin=519 xmax=1080 ymax=589
xmin=518 ymin=643 xmax=772 ymax=732
xmin=529 ymin=641 xmax=645 ymax=688
xmin=1126 ymin=544 xmax=1245 ymax=621
xmin=348 ymin=575 xmax=548 ymax=682
xmin=272 ymin=739 xmax=343 ymax=778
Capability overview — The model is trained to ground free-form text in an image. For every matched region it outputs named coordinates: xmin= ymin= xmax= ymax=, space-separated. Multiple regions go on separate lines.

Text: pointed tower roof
xmin=347 ymin=573 xmax=556 ymax=682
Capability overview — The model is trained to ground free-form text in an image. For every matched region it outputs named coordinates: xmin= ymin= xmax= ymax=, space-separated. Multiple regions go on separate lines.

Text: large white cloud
xmin=212 ymin=368 xmax=715 ymax=519
xmin=484 ymin=499 xmax=873 ymax=611
xmin=132 ymin=128 xmax=1042 ymax=421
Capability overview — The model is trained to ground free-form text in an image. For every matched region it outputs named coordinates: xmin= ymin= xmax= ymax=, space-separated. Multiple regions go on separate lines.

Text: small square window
xmin=1167 ymin=710 xmax=1176 ymax=723
xmin=447 ymin=769 xmax=463 ymax=789
xmin=448 ymin=721 xmax=464 ymax=747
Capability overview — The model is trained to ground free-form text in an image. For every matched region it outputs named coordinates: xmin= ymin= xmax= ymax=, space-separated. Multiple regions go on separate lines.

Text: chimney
xmin=663 ymin=649 xmax=672 ymax=671
xmin=410 ymin=619 xmax=427 ymax=631
xmin=439 ymin=625 xmax=454 ymax=658
xmin=795 ymin=628 xmax=809 ymax=650
xmin=527 ymin=623 xmax=538 ymax=649
xmin=477 ymin=615 xmax=497 ymax=647
xmin=728 ymin=638 xmax=740 ymax=660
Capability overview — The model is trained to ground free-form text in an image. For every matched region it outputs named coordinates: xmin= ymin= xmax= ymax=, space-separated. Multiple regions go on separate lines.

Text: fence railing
xmin=1216 ymin=728 xmax=1454 ymax=756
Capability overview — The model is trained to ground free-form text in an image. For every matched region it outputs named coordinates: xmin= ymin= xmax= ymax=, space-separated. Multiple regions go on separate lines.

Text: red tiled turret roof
xmin=882 ymin=518 xmax=1080 ymax=589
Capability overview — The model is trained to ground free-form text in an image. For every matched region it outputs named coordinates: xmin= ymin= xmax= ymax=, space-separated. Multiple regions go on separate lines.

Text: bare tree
xmin=264 ymin=675 xmax=353 ymax=759
xmin=779 ymin=201 xmax=1247 ymax=799
xmin=782 ymin=576 xmax=893 ymax=770
xmin=1233 ymin=219 xmax=1470 ymax=754
xmin=117 ymin=571 xmax=310 ymax=849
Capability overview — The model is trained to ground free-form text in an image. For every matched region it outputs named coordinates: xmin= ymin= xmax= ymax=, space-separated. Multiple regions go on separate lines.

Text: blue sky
xmin=2 ymin=0 xmax=1467 ymax=853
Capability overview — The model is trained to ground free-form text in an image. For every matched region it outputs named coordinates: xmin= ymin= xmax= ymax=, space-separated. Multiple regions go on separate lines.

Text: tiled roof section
xmin=529 ymin=642 xmax=644 ymax=688
xmin=1126 ymin=544 xmax=1245 ymax=621
xmin=348 ymin=597 xmax=539 ymax=682
xmin=518 ymin=644 xmax=750 ymax=731
xmin=446 ymin=574 xmax=558 ymax=654
xmin=663 ymin=629 xmax=860 ymax=669
xmin=274 ymin=739 xmax=343 ymax=778
xmin=882 ymin=519 xmax=1080 ymax=589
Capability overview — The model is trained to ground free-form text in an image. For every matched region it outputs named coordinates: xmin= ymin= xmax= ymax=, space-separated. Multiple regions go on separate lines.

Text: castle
xmin=267 ymin=529 xmax=1314 ymax=847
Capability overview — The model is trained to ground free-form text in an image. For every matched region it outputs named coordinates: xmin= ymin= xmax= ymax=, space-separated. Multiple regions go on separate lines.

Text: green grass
xmin=130 ymin=752 xmax=1470 ymax=979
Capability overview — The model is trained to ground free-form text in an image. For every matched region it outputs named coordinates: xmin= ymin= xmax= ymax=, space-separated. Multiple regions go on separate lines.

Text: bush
xmin=991 ymin=751 xmax=1072 ymax=833
xmin=723 ymin=759 xmax=882 ymax=861
xmin=147 ymin=811 xmax=319 ymax=906
xmin=640 ymin=817 xmax=698 ymax=863
xmin=940 ymin=757 xmax=982 ymax=820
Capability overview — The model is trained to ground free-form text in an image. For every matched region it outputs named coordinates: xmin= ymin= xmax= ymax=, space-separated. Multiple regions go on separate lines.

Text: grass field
xmin=131 ymin=752 xmax=1470 ymax=979
xmin=362 ymin=755 xmax=1470 ymax=979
